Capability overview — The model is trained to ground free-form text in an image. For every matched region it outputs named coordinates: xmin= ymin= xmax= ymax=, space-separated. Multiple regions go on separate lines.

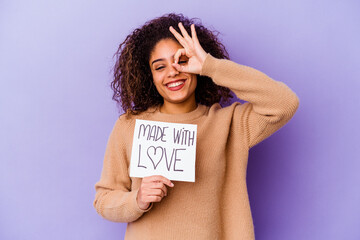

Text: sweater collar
xmin=145 ymin=104 xmax=208 ymax=123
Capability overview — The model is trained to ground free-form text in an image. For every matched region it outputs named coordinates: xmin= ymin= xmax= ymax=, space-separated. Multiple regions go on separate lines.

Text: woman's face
xmin=149 ymin=38 xmax=197 ymax=106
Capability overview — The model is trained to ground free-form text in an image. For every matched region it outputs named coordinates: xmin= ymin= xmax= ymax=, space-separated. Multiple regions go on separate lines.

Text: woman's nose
xmin=168 ymin=65 xmax=179 ymax=77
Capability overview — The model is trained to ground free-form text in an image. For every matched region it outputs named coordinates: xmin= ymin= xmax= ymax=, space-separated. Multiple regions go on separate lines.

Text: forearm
xmin=200 ymin=53 xmax=299 ymax=147
xmin=200 ymin=53 xmax=299 ymax=118
xmin=93 ymin=118 xmax=153 ymax=223
xmin=93 ymin=187 xmax=152 ymax=223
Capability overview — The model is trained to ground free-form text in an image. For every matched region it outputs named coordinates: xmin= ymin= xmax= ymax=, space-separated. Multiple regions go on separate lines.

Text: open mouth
xmin=166 ymin=79 xmax=186 ymax=91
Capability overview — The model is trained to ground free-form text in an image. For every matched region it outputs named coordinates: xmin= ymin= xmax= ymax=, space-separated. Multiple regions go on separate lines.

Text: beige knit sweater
xmin=93 ymin=54 xmax=299 ymax=239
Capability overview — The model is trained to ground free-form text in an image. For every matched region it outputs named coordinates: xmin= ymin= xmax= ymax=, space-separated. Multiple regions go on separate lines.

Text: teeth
xmin=168 ymin=81 xmax=184 ymax=88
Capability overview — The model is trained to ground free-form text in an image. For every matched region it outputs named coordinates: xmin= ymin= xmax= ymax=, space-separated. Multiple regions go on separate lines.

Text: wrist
xmin=199 ymin=52 xmax=208 ymax=69
xmin=142 ymin=203 xmax=151 ymax=210
xmin=136 ymin=194 xmax=149 ymax=210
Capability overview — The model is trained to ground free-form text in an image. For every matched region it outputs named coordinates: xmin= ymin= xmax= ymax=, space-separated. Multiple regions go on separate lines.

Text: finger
xmin=149 ymin=182 xmax=165 ymax=189
xmin=174 ymin=48 xmax=186 ymax=64
xmin=172 ymin=62 xmax=186 ymax=73
xmin=169 ymin=26 xmax=189 ymax=48
xmin=151 ymin=184 xmax=168 ymax=197
xmin=161 ymin=184 xmax=168 ymax=196
xmin=191 ymin=24 xmax=201 ymax=46
xmin=149 ymin=182 xmax=168 ymax=195
xmin=148 ymin=195 xmax=162 ymax=202
xmin=147 ymin=175 xmax=174 ymax=187
xmin=148 ymin=188 xmax=165 ymax=198
xmin=144 ymin=175 xmax=164 ymax=182
xmin=178 ymin=22 xmax=192 ymax=41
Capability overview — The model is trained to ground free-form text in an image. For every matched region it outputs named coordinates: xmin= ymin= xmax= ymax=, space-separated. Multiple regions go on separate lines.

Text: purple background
xmin=1 ymin=1 xmax=359 ymax=239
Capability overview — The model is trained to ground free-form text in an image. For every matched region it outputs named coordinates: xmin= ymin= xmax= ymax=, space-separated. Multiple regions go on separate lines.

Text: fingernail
xmin=171 ymin=182 xmax=174 ymax=187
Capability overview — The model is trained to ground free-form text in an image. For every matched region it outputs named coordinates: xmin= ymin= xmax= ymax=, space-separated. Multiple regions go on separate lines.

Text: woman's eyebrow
xmin=151 ymin=54 xmax=175 ymax=66
xmin=151 ymin=58 xmax=164 ymax=66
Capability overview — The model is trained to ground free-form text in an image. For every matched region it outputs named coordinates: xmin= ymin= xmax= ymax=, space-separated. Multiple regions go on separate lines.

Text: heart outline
xmin=146 ymin=146 xmax=164 ymax=170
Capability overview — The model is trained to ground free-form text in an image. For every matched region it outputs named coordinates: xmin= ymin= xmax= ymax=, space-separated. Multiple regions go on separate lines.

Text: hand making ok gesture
xmin=169 ymin=22 xmax=208 ymax=75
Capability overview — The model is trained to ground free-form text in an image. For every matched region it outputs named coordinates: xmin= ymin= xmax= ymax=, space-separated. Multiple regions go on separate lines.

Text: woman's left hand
xmin=169 ymin=22 xmax=208 ymax=75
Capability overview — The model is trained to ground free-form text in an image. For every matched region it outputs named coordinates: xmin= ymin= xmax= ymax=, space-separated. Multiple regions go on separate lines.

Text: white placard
xmin=130 ymin=119 xmax=197 ymax=182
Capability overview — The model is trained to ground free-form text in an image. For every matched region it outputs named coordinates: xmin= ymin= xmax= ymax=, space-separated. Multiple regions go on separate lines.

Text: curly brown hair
xmin=111 ymin=13 xmax=233 ymax=114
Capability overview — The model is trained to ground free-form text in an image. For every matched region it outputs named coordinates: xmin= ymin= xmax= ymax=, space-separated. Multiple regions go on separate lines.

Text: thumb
xmin=172 ymin=63 xmax=187 ymax=73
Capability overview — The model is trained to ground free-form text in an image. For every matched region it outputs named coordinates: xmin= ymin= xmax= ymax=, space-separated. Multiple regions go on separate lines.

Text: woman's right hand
xmin=169 ymin=23 xmax=208 ymax=75
xmin=136 ymin=175 xmax=174 ymax=210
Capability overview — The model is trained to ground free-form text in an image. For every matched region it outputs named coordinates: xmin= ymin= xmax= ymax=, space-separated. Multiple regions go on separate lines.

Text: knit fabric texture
xmin=93 ymin=53 xmax=300 ymax=240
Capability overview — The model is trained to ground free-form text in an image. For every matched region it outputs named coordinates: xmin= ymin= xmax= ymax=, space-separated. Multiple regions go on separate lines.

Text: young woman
xmin=93 ymin=13 xmax=299 ymax=240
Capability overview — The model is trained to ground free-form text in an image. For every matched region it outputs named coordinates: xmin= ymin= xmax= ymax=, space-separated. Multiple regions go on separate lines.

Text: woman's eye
xmin=155 ymin=66 xmax=164 ymax=70
xmin=179 ymin=60 xmax=187 ymax=64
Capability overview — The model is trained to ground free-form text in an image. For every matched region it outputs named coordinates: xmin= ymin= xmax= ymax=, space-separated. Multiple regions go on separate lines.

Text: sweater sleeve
xmin=93 ymin=118 xmax=153 ymax=222
xmin=200 ymin=53 xmax=299 ymax=148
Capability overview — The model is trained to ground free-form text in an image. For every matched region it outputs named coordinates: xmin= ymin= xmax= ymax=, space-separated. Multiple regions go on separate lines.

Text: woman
xmin=93 ymin=13 xmax=299 ymax=240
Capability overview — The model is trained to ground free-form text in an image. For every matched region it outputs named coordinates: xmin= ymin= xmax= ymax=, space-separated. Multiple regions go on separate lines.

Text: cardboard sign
xmin=130 ymin=119 xmax=197 ymax=182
